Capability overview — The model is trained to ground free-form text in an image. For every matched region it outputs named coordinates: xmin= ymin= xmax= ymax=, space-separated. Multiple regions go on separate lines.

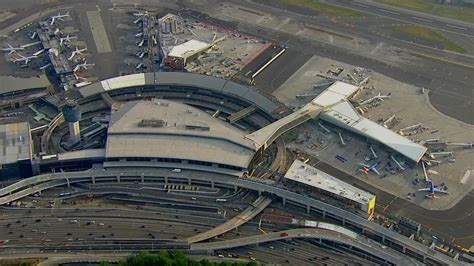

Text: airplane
xmin=73 ymin=60 xmax=95 ymax=72
xmin=68 ymin=47 xmax=87 ymax=60
xmin=59 ymin=35 xmax=77 ymax=46
xmin=133 ymin=17 xmax=143 ymax=24
xmin=39 ymin=63 xmax=51 ymax=70
xmin=1 ymin=44 xmax=25 ymax=55
xmin=32 ymin=49 xmax=45 ymax=56
xmin=50 ymin=11 xmax=70 ymax=25
xmin=11 ymin=54 xmax=37 ymax=64
xmin=358 ymin=162 xmax=381 ymax=176
xmin=135 ymin=32 xmax=143 ymax=38
xmin=54 ymin=28 xmax=61 ymax=35
xmin=137 ymin=51 xmax=146 ymax=58
xmin=133 ymin=11 xmax=148 ymax=16
xmin=30 ymin=31 xmax=37 ymax=40
xmin=360 ymin=92 xmax=391 ymax=106
xmin=135 ymin=62 xmax=143 ymax=69
xmin=20 ymin=41 xmax=41 ymax=48
xmin=137 ymin=39 xmax=145 ymax=47
xmin=418 ymin=180 xmax=448 ymax=199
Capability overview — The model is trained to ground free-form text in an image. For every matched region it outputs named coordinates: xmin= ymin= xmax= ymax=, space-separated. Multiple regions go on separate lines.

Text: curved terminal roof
xmin=106 ymin=99 xmax=256 ymax=169
xmin=79 ymin=72 xmax=279 ymax=115
xmin=322 ymin=101 xmax=427 ymax=162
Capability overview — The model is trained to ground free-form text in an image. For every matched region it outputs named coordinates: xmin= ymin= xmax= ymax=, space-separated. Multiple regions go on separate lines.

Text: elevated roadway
xmin=0 ymin=167 xmax=459 ymax=265
xmin=186 ymin=195 xmax=271 ymax=243
xmin=190 ymin=228 xmax=423 ymax=265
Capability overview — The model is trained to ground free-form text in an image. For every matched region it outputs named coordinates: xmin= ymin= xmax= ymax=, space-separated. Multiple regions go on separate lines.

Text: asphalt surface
xmin=327 ymin=0 xmax=474 ymax=37
xmin=312 ymin=157 xmax=474 ymax=247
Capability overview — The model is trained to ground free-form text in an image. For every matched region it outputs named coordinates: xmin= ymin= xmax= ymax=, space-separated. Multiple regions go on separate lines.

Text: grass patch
xmin=378 ymin=0 xmax=474 ymax=22
xmin=379 ymin=0 xmax=433 ymax=13
xmin=394 ymin=25 xmax=467 ymax=54
xmin=285 ymin=0 xmax=364 ymax=17
xmin=434 ymin=7 xmax=474 ymax=23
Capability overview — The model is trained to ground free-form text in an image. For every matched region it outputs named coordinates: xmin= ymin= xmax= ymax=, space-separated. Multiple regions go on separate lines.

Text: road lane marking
xmin=412 ymin=16 xmax=432 ymax=23
xmin=446 ymin=24 xmax=468 ymax=30
xmin=351 ymin=3 xmax=369 ymax=8
xmin=379 ymin=9 xmax=400 ymax=15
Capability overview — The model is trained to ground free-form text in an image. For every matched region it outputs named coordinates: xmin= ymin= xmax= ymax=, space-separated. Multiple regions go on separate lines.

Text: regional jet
xmin=418 ymin=180 xmax=448 ymax=199
xmin=73 ymin=60 xmax=95 ymax=72
xmin=50 ymin=11 xmax=70 ymax=26
xmin=59 ymin=35 xmax=77 ymax=46
xmin=358 ymin=162 xmax=381 ymax=176
xmin=1 ymin=44 xmax=25 ymax=55
xmin=11 ymin=54 xmax=37 ymax=64
xmin=68 ymin=47 xmax=87 ymax=60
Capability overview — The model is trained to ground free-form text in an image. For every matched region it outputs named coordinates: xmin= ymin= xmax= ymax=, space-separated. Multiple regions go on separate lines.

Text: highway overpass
xmin=0 ymin=167 xmax=459 ymax=265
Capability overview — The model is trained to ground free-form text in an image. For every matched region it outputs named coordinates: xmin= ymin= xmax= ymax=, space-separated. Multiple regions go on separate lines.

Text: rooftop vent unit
xmin=138 ymin=119 xmax=166 ymax=128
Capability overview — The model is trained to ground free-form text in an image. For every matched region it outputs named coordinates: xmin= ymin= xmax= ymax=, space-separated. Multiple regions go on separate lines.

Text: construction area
xmin=160 ymin=13 xmax=270 ymax=78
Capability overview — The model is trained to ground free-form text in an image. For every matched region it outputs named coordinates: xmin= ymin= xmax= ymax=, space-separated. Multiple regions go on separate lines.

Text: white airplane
xmin=73 ymin=60 xmax=95 ymax=72
xmin=11 ymin=54 xmax=37 ymax=64
xmin=54 ymin=28 xmax=61 ymax=35
xmin=137 ymin=39 xmax=145 ymax=47
xmin=135 ymin=62 xmax=143 ymax=69
xmin=50 ymin=11 xmax=70 ymax=26
xmin=68 ymin=47 xmax=87 ymax=60
xmin=137 ymin=51 xmax=146 ymax=58
xmin=133 ymin=17 xmax=143 ymax=24
xmin=135 ymin=32 xmax=143 ymax=38
xmin=39 ymin=63 xmax=51 ymax=70
xmin=30 ymin=31 xmax=37 ymax=40
xmin=133 ymin=11 xmax=148 ymax=16
xmin=1 ymin=44 xmax=25 ymax=54
xmin=360 ymin=92 xmax=391 ymax=106
xmin=358 ymin=162 xmax=381 ymax=176
xmin=59 ymin=35 xmax=77 ymax=46
xmin=20 ymin=41 xmax=41 ymax=48
xmin=33 ymin=49 xmax=45 ymax=56
xmin=418 ymin=180 xmax=448 ymax=199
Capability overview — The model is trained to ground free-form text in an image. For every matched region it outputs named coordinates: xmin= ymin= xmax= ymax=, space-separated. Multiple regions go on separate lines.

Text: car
xmin=56 ymin=218 xmax=62 ymax=222
xmin=67 ymin=232 xmax=72 ymax=236
xmin=98 ymin=223 xmax=105 ymax=226
xmin=31 ymin=229 xmax=38 ymax=232
xmin=19 ymin=234 xmax=24 ymax=238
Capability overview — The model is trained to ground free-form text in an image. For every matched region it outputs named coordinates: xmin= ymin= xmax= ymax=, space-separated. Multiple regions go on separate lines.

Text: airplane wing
xmin=433 ymin=188 xmax=448 ymax=194
xmin=418 ymin=188 xmax=430 ymax=192
xmin=8 ymin=44 xmax=13 ymax=48
xmin=372 ymin=168 xmax=381 ymax=176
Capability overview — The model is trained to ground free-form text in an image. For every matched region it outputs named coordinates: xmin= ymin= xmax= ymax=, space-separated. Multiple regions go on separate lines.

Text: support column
xmin=91 ymin=176 xmax=95 ymax=184
xmin=402 ymin=246 xmax=406 ymax=253
xmin=141 ymin=173 xmax=144 ymax=184
xmin=164 ymin=176 xmax=168 ymax=185
xmin=117 ymin=175 xmax=120 ymax=183
xmin=188 ymin=178 xmax=191 ymax=185
xmin=381 ymin=235 xmax=385 ymax=243
xmin=322 ymin=211 xmax=326 ymax=219
xmin=282 ymin=198 xmax=286 ymax=205
xmin=211 ymin=181 xmax=215 ymax=188
xmin=258 ymin=190 xmax=262 ymax=196
xmin=306 ymin=205 xmax=310 ymax=214
xmin=234 ymin=185 xmax=237 ymax=192
xmin=342 ymin=219 xmax=345 ymax=226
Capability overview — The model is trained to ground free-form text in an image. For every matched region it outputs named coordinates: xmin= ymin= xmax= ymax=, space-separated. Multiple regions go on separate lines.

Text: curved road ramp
xmin=186 ymin=196 xmax=272 ymax=244
xmin=190 ymin=228 xmax=423 ymax=266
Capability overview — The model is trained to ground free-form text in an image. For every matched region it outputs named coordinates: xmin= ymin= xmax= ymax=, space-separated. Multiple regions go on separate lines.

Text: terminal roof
xmin=0 ymin=75 xmax=50 ymax=95
xmin=167 ymin=39 xmax=210 ymax=59
xmin=322 ymin=101 xmax=427 ymax=162
xmin=0 ymin=122 xmax=31 ymax=164
xmin=106 ymin=99 xmax=256 ymax=169
xmin=285 ymin=159 xmax=375 ymax=205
